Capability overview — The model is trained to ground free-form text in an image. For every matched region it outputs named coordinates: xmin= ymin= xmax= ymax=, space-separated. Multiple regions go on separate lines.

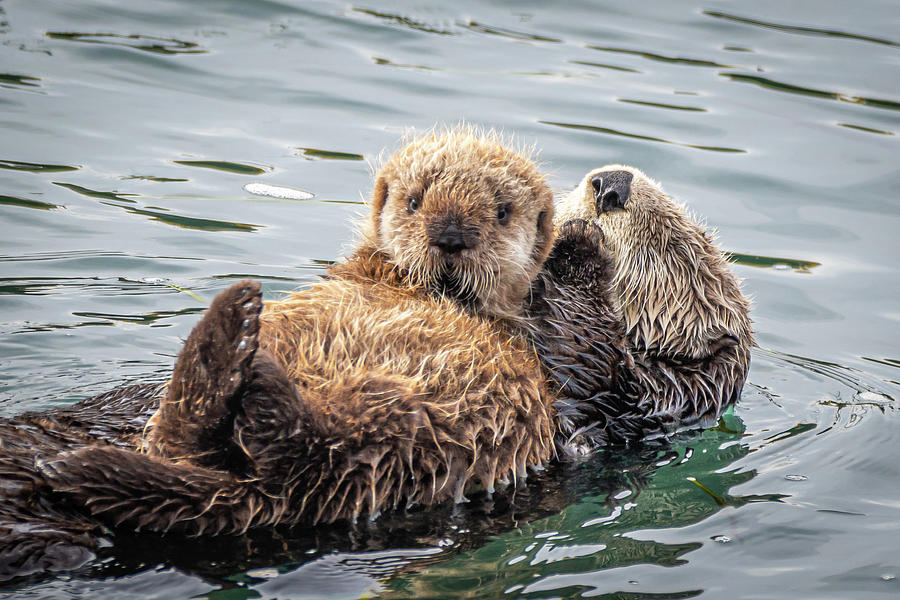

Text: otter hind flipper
xmin=37 ymin=446 xmax=280 ymax=536
xmin=148 ymin=280 xmax=264 ymax=464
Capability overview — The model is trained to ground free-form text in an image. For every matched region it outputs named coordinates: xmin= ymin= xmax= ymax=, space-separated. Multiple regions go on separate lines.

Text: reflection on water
xmin=1 ymin=0 xmax=899 ymax=597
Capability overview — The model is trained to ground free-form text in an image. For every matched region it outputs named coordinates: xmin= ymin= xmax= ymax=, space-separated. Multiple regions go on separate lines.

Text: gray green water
xmin=1 ymin=0 xmax=899 ymax=598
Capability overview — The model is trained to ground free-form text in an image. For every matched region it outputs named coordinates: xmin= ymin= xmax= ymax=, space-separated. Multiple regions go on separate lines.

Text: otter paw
xmin=546 ymin=220 xmax=614 ymax=284
xmin=174 ymin=280 xmax=264 ymax=403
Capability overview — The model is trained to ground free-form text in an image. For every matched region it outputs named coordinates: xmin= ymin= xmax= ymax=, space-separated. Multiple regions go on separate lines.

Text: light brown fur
xmin=138 ymin=128 xmax=558 ymax=526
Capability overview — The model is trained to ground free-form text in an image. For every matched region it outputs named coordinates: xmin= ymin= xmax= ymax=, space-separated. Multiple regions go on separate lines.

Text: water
xmin=1 ymin=0 xmax=898 ymax=597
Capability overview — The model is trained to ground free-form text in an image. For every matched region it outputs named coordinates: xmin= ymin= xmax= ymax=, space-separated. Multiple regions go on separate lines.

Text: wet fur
xmin=538 ymin=165 xmax=753 ymax=448
xmin=35 ymin=129 xmax=558 ymax=540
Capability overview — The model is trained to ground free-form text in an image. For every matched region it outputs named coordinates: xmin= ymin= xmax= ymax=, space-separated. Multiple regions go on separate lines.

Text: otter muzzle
xmin=591 ymin=170 xmax=633 ymax=213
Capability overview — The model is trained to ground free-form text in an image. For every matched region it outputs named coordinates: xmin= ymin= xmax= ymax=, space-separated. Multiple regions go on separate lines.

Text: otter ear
xmin=371 ymin=174 xmax=389 ymax=219
xmin=532 ymin=192 xmax=556 ymax=264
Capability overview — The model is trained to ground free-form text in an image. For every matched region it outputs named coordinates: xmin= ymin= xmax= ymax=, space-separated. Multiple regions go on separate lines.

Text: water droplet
xmin=242 ymin=318 xmax=251 ymax=329
xmin=711 ymin=535 xmax=732 ymax=543
xmin=237 ymin=339 xmax=247 ymax=351
xmin=785 ymin=474 xmax=808 ymax=481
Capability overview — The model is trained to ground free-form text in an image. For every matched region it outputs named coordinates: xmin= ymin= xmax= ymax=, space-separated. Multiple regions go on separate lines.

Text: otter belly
xmin=255 ymin=277 xmax=555 ymax=522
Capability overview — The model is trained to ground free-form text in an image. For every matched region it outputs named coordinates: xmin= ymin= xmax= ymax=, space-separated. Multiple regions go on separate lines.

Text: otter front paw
xmin=545 ymin=219 xmax=614 ymax=285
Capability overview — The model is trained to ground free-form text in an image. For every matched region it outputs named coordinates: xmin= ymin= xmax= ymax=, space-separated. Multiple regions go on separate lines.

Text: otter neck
xmin=609 ymin=220 xmax=751 ymax=361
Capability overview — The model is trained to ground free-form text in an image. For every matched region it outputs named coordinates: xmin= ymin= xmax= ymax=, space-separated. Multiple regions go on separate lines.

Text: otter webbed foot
xmin=147 ymin=280 xmax=265 ymax=464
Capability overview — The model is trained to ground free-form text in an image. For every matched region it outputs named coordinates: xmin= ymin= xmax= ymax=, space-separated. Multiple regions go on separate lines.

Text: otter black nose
xmin=434 ymin=224 xmax=467 ymax=254
xmin=591 ymin=170 xmax=633 ymax=213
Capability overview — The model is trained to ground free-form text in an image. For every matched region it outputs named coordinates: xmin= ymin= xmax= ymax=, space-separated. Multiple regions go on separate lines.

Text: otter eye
xmin=406 ymin=193 xmax=420 ymax=214
xmin=497 ymin=202 xmax=512 ymax=225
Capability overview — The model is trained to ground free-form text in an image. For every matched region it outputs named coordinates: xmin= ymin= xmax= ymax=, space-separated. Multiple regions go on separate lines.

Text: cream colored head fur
xmin=363 ymin=127 xmax=555 ymax=320
xmin=556 ymin=164 xmax=753 ymax=359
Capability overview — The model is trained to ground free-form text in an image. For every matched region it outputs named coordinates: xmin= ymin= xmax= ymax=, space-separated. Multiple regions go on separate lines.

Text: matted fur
xmin=41 ymin=129 xmax=557 ymax=536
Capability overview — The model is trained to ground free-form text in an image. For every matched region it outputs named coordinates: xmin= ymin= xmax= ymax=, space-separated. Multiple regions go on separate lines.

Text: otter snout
xmin=591 ymin=170 xmax=633 ymax=213
xmin=434 ymin=223 xmax=467 ymax=254
xmin=428 ymin=219 xmax=480 ymax=255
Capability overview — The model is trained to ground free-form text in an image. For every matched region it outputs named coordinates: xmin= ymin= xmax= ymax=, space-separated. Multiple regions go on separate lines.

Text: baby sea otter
xmin=532 ymin=165 xmax=753 ymax=451
xmin=37 ymin=129 xmax=559 ymax=536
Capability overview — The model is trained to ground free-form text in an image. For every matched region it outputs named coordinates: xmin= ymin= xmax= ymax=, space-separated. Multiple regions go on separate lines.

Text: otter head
xmin=556 ymin=164 xmax=753 ymax=360
xmin=366 ymin=128 xmax=555 ymax=320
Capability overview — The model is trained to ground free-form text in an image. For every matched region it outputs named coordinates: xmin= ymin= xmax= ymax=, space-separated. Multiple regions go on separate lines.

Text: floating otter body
xmin=0 ymin=154 xmax=751 ymax=579
xmin=533 ymin=165 xmax=753 ymax=452
xmin=25 ymin=129 xmax=560 ymax=543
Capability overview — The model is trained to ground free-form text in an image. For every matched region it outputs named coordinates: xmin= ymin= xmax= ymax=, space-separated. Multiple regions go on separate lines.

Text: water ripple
xmin=0 ymin=73 xmax=40 ymax=88
xmin=0 ymin=159 xmax=79 ymax=172
xmin=569 ymin=59 xmax=640 ymax=73
xmin=703 ymin=10 xmax=900 ymax=48
xmin=617 ymin=98 xmax=707 ymax=112
xmin=53 ymin=181 xmax=137 ymax=203
xmin=0 ymin=195 xmax=61 ymax=211
xmin=723 ymin=73 xmax=900 ymax=112
xmin=586 ymin=45 xmax=732 ymax=68
xmin=540 ymin=120 xmax=747 ymax=154
xmin=173 ymin=160 xmax=268 ymax=175
xmin=351 ymin=8 xmax=456 ymax=35
xmin=45 ymin=32 xmax=206 ymax=55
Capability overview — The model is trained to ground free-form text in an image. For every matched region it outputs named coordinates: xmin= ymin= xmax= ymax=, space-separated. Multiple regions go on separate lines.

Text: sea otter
xmin=30 ymin=129 xmax=564 ymax=541
xmin=531 ymin=165 xmax=753 ymax=452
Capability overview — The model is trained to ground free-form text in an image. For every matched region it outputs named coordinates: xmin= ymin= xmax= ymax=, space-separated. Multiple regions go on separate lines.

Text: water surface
xmin=1 ymin=0 xmax=898 ymax=597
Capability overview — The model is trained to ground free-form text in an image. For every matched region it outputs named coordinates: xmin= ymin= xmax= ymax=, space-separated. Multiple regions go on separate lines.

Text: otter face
xmin=370 ymin=129 xmax=555 ymax=319
xmin=555 ymin=164 xmax=679 ymax=258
